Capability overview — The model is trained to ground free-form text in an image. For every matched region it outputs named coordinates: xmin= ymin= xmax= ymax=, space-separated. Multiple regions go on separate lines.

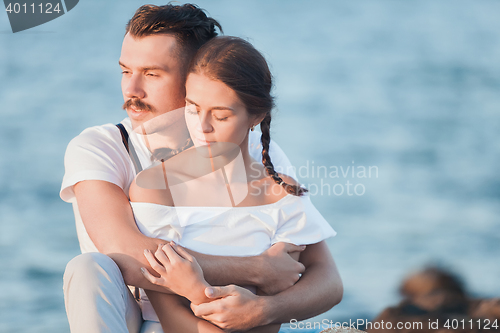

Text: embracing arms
xmin=74 ymin=179 xmax=304 ymax=332
xmin=259 ymin=240 xmax=343 ymax=324
xmin=190 ymin=241 xmax=343 ymax=331
xmin=73 ymin=180 xmax=305 ymax=292
xmin=140 ymin=239 xmax=342 ymax=332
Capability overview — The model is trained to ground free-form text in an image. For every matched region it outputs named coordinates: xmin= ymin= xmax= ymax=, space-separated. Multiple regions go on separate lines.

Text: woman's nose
xmin=196 ymin=113 xmax=214 ymax=133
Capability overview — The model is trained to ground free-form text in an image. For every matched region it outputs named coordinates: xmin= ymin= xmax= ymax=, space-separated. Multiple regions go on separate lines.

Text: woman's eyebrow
xmin=185 ymin=98 xmax=234 ymax=112
xmin=210 ymin=106 xmax=234 ymax=112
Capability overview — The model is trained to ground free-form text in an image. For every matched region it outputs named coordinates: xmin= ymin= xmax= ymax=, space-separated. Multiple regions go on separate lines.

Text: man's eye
xmin=185 ymin=106 xmax=198 ymax=115
xmin=121 ymin=71 xmax=130 ymax=75
xmin=146 ymin=73 xmax=158 ymax=77
xmin=214 ymin=116 xmax=228 ymax=121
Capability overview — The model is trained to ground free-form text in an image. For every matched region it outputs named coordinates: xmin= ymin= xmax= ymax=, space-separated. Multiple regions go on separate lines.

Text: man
xmin=61 ymin=3 xmax=342 ymax=333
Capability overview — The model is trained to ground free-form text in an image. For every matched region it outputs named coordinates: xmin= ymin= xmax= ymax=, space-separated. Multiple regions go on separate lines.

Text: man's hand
xmin=192 ymin=242 xmax=342 ymax=332
xmin=256 ymin=243 xmax=306 ymax=295
xmin=191 ymin=285 xmax=269 ymax=332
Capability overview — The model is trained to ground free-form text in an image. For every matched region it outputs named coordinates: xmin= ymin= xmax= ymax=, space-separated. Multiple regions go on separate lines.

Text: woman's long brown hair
xmin=188 ymin=36 xmax=307 ymax=196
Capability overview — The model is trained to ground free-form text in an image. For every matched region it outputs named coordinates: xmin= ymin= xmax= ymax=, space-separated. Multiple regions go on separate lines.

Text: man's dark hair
xmin=126 ymin=3 xmax=222 ymax=71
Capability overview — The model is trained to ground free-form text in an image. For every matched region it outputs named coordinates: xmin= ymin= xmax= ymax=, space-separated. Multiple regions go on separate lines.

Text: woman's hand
xmin=141 ymin=242 xmax=211 ymax=305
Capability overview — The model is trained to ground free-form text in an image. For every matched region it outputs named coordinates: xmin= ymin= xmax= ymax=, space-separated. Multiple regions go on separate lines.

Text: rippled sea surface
xmin=1 ymin=1 xmax=499 ymax=331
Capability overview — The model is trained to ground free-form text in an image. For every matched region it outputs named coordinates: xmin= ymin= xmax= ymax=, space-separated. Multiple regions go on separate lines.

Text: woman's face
xmin=185 ymin=73 xmax=256 ymax=153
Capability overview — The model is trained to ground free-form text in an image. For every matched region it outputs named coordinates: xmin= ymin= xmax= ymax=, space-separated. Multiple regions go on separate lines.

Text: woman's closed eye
xmin=213 ymin=114 xmax=228 ymax=121
xmin=185 ymin=107 xmax=229 ymax=121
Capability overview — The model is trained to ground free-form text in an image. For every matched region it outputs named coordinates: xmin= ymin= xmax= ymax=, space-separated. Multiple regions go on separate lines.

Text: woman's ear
xmin=251 ymin=114 xmax=267 ymax=129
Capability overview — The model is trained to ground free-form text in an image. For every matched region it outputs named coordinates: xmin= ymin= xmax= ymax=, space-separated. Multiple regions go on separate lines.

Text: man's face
xmin=119 ymin=33 xmax=186 ymax=129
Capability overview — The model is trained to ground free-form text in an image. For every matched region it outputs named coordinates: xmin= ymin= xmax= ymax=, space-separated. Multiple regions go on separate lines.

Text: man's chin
xmin=127 ymin=110 xmax=154 ymax=129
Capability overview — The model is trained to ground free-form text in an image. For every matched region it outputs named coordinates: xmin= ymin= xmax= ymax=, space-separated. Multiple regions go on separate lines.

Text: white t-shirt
xmin=60 ymin=117 xmax=298 ymax=254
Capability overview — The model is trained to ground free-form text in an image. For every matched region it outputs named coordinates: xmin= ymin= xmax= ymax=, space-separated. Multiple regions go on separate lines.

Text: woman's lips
xmin=195 ymin=137 xmax=215 ymax=145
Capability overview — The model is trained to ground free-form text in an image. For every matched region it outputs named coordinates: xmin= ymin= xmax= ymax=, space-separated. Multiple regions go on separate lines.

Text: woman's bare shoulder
xmin=245 ymin=173 xmax=301 ymax=206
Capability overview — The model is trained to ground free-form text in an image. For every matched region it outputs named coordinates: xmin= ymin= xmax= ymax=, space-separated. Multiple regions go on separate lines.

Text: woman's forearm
xmin=145 ymin=290 xmax=225 ymax=333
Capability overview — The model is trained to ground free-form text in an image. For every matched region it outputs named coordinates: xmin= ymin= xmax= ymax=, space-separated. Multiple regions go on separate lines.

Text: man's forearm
xmin=260 ymin=242 xmax=343 ymax=325
xmin=263 ymin=262 xmax=342 ymax=324
xmin=185 ymin=242 xmax=306 ymax=292
xmin=110 ymin=235 xmax=262 ymax=290
xmin=75 ymin=180 xmax=178 ymax=292
xmin=185 ymin=249 xmax=261 ymax=286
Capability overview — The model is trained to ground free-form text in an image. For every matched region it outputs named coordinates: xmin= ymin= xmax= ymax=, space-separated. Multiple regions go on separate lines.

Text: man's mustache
xmin=122 ymin=98 xmax=156 ymax=113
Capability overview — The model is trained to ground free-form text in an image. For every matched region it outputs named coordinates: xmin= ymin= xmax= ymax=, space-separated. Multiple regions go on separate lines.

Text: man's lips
xmin=127 ymin=105 xmax=150 ymax=119
xmin=128 ymin=105 xmax=144 ymax=113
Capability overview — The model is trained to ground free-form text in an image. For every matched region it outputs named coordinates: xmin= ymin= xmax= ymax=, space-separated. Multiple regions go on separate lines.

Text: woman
xmin=129 ymin=36 xmax=338 ymax=333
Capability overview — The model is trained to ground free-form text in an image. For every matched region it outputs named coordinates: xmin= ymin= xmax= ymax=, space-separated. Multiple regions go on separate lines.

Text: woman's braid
xmin=260 ymin=114 xmax=307 ymax=196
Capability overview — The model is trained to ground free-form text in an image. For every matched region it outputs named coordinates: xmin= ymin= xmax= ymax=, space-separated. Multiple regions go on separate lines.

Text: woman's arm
xmin=190 ymin=241 xmax=343 ymax=331
xmin=142 ymin=243 xmax=212 ymax=305
xmin=143 ymin=244 xmax=281 ymax=333
xmin=145 ymin=290 xmax=225 ymax=333
xmin=146 ymin=286 xmax=281 ymax=333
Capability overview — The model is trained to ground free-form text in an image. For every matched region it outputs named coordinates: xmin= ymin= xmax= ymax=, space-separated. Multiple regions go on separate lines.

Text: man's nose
xmin=124 ymin=74 xmax=146 ymax=99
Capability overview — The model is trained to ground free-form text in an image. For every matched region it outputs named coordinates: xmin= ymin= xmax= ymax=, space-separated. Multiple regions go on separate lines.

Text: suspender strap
xmin=116 ymin=123 xmax=143 ymax=174
xmin=116 ymin=123 xmax=143 ymax=302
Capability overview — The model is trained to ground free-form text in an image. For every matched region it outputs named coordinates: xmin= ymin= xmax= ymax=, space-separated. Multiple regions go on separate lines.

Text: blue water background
xmin=1 ymin=0 xmax=500 ymax=332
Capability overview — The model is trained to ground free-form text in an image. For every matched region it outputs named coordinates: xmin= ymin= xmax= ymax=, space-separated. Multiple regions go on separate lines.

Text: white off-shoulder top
xmin=130 ymin=194 xmax=336 ymax=322
xmin=131 ymin=194 xmax=336 ymax=257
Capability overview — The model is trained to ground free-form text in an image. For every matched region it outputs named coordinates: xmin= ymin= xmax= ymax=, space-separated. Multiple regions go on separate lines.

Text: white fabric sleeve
xmin=60 ymin=125 xmax=134 ymax=203
xmin=271 ymin=196 xmax=336 ymax=246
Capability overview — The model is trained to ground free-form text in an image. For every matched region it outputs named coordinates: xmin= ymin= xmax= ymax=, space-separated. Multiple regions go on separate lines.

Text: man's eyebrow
xmin=118 ymin=61 xmax=167 ymax=72
xmin=185 ymin=98 xmax=234 ymax=112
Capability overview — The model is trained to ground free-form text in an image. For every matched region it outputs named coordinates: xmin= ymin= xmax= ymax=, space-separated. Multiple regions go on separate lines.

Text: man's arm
xmin=74 ymin=180 xmax=167 ymax=291
xmin=191 ymin=241 xmax=343 ymax=331
xmin=185 ymin=242 xmax=306 ymax=294
xmin=262 ymin=241 xmax=343 ymax=324
xmin=74 ymin=180 xmax=305 ymax=292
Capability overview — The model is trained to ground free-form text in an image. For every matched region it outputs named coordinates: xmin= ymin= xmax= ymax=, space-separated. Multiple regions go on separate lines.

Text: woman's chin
xmin=193 ymin=142 xmax=240 ymax=159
